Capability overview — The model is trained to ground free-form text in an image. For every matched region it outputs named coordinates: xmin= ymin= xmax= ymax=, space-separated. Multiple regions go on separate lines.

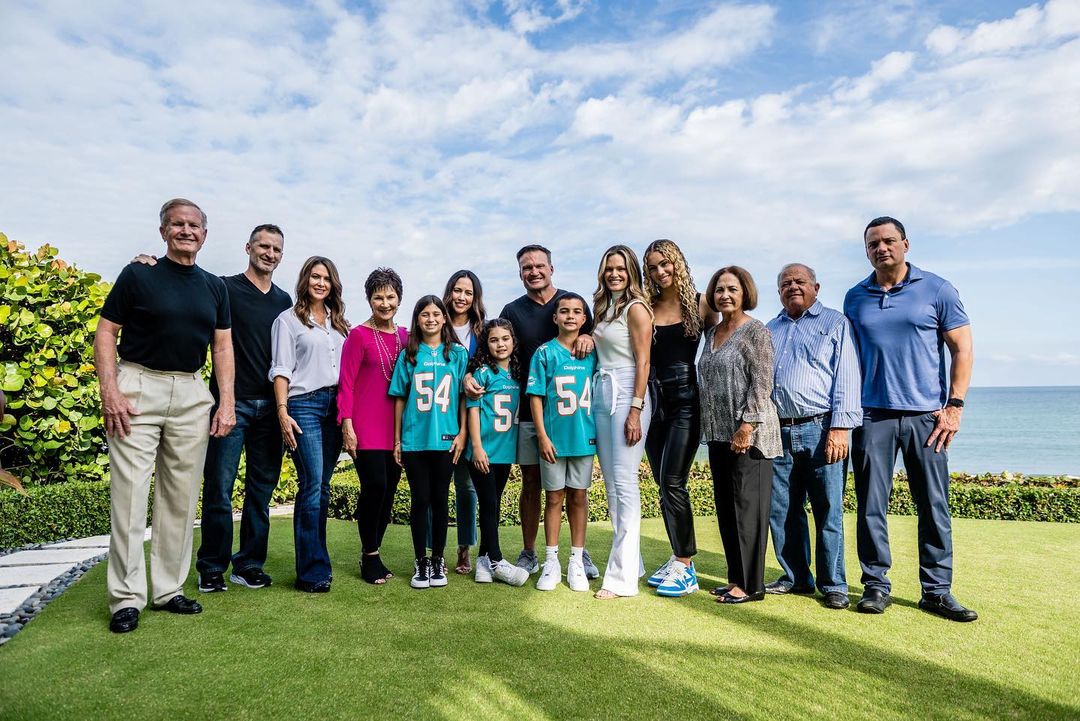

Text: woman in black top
xmin=641 ymin=239 xmax=717 ymax=597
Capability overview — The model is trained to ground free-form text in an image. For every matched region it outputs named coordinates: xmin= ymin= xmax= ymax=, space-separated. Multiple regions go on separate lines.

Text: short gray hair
xmin=777 ymin=263 xmax=817 ymax=287
xmin=159 ymin=198 xmax=207 ymax=228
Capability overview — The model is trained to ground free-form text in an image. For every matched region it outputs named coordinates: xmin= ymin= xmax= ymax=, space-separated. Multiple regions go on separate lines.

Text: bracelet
xmin=277 ymin=403 xmax=288 ymax=409
xmin=630 ymin=397 xmax=645 ymax=410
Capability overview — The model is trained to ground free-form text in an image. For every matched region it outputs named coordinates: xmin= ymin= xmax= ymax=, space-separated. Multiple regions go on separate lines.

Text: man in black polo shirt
xmin=468 ymin=244 xmax=598 ymax=577
xmin=95 ymin=198 xmax=235 ymax=634
xmin=195 ymin=225 xmax=292 ymax=592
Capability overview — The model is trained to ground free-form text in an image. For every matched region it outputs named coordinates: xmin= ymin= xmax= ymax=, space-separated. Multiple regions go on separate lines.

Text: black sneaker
xmin=430 ymin=556 xmax=448 ymax=587
xmin=411 ymin=557 xmax=432 ymax=589
xmin=230 ymin=567 xmax=272 ymax=589
xmin=198 ymin=571 xmax=227 ymax=593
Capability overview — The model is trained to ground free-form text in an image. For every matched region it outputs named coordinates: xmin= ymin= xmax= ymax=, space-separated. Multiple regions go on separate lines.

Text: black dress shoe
xmin=765 ymin=581 xmax=815 ymax=595
xmin=109 ymin=607 xmax=140 ymax=633
xmin=856 ymin=588 xmax=891 ymax=614
xmin=709 ymin=584 xmax=735 ymax=597
xmin=295 ymin=579 xmax=332 ymax=593
xmin=823 ymin=591 xmax=850 ymax=610
xmin=151 ymin=595 xmax=203 ymax=614
xmin=919 ymin=593 xmax=978 ymax=622
xmin=717 ymin=591 xmax=766 ymax=604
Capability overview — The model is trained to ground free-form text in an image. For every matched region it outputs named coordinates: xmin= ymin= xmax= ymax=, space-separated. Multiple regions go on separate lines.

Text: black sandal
xmin=360 ymin=555 xmax=387 ymax=585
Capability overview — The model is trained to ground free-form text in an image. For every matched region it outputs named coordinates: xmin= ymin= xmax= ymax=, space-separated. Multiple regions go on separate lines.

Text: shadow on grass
xmin=0 ymin=518 xmax=1075 ymax=721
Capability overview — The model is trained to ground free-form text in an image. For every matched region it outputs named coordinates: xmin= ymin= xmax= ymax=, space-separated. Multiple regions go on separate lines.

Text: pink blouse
xmin=337 ymin=324 xmax=409 ymax=450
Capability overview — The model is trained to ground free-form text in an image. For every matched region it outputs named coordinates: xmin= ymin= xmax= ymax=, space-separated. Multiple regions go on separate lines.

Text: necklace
xmin=369 ymin=321 xmax=402 ymax=382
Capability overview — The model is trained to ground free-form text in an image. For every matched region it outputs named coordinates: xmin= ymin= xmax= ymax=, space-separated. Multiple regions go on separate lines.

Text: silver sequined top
xmin=697 ymin=318 xmax=782 ymax=458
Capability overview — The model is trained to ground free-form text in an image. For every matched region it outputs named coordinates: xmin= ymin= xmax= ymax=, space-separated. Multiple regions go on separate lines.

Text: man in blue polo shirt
xmin=844 ymin=216 xmax=976 ymax=622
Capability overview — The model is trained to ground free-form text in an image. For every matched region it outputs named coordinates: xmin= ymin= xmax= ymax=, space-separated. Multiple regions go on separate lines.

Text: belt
xmin=778 ymin=413 xmax=826 ymax=427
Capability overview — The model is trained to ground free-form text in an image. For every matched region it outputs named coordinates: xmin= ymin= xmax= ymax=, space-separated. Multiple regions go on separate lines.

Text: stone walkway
xmin=0 ymin=505 xmax=294 ymax=645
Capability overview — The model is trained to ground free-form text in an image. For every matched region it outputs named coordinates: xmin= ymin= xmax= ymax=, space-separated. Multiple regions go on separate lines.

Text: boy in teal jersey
xmin=527 ymin=293 xmax=597 ymax=592
xmin=389 ymin=296 xmax=469 ymax=590
xmin=466 ymin=319 xmax=530 ymax=586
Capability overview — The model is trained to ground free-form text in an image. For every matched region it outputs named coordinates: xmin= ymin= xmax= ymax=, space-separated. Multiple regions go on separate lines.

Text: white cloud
xmin=926 ymin=0 xmax=1080 ymax=56
xmin=831 ymin=51 xmax=915 ymax=103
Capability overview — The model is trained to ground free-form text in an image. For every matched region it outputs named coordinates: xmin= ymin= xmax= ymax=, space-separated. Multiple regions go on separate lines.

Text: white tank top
xmin=593 ymin=296 xmax=645 ymax=370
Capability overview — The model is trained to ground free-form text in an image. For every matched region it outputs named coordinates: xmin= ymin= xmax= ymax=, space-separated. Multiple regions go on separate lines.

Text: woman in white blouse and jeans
xmin=592 ymin=245 xmax=654 ymax=599
xmin=270 ymin=256 xmax=348 ymax=593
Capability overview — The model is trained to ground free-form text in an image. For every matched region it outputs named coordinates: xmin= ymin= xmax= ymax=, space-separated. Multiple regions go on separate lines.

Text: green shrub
xmin=0 ymin=234 xmax=111 ymax=487
xmin=0 ymin=480 xmax=126 ymax=547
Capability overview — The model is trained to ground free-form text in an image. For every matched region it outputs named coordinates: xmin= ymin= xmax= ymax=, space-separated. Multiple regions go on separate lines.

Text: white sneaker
xmin=492 ymin=559 xmax=529 ymax=586
xmin=475 ymin=555 xmax=493 ymax=583
xmin=648 ymin=555 xmax=676 ymax=587
xmin=567 ymin=556 xmax=589 ymax=592
xmin=536 ymin=557 xmax=561 ymax=591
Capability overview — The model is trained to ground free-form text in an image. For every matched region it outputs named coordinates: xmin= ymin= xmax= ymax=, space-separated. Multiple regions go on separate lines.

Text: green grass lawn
xmin=1 ymin=514 xmax=1078 ymax=720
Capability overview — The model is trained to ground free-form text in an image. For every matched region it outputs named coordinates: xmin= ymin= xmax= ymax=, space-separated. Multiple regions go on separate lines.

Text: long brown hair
xmin=593 ymin=245 xmax=652 ymax=323
xmin=442 ymin=269 xmax=486 ymax=338
xmin=642 ymin=239 xmax=701 ymax=338
xmin=467 ymin=318 xmax=522 ymax=381
xmin=293 ymin=256 xmax=349 ymax=337
xmin=404 ymin=295 xmax=458 ymax=364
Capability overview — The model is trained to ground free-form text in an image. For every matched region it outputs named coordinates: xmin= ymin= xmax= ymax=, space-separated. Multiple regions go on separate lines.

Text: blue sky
xmin=1 ymin=0 xmax=1078 ymax=386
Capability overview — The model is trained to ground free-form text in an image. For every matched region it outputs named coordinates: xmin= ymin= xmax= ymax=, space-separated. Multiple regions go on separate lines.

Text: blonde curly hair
xmin=642 ymin=239 xmax=701 ymax=338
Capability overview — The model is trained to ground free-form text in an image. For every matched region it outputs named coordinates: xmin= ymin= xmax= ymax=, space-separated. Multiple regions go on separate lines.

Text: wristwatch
xmin=630 ymin=397 xmax=645 ymax=410
xmin=945 ymin=398 xmax=965 ymax=408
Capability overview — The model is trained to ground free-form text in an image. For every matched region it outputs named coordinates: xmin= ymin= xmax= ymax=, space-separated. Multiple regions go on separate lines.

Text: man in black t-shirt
xmin=95 ymin=198 xmax=235 ymax=634
xmin=195 ymin=225 xmax=292 ymax=593
xmin=467 ymin=244 xmax=598 ymax=578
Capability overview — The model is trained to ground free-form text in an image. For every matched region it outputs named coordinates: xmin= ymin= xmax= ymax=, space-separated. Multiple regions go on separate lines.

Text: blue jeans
xmin=196 ymin=399 xmax=284 ymax=575
xmin=852 ymin=409 xmax=952 ymax=595
xmin=769 ymin=415 xmax=847 ymax=593
xmin=288 ymin=388 xmax=341 ymax=586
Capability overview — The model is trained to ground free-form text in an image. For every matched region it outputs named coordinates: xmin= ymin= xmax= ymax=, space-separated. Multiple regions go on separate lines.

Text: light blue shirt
xmin=388 ymin=343 xmax=469 ymax=452
xmin=465 ymin=365 xmax=520 ymax=465
xmin=844 ymin=263 xmax=969 ymax=412
xmin=766 ymin=301 xmax=862 ymax=429
xmin=527 ymin=339 xmax=597 ymax=458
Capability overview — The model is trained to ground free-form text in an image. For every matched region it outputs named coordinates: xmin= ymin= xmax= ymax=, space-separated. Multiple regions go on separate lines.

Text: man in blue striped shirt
xmin=765 ymin=263 xmax=861 ymax=610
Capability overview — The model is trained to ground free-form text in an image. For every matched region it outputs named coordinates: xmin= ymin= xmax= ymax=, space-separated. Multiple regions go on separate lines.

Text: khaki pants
xmin=107 ymin=361 xmax=213 ymax=613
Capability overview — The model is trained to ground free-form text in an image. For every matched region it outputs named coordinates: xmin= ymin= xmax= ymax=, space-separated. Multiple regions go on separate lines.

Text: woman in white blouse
xmin=270 ymin=256 xmax=349 ymax=593
xmin=591 ymin=245 xmax=654 ymax=599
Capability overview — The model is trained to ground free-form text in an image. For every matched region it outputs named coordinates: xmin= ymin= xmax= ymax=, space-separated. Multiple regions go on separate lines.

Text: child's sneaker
xmin=492 ymin=559 xmax=529 ymax=586
xmin=536 ymin=557 xmax=562 ymax=591
xmin=516 ymin=549 xmax=539 ymax=574
xmin=410 ymin=558 xmax=431 ymax=589
xmin=656 ymin=560 xmax=699 ymax=597
xmin=582 ymin=548 xmax=600 ymax=579
xmin=567 ymin=556 xmax=589 ymax=592
xmin=430 ymin=556 xmax=448 ymax=587
xmin=474 ymin=554 xmax=493 ymax=583
xmin=648 ymin=555 xmax=676 ymax=587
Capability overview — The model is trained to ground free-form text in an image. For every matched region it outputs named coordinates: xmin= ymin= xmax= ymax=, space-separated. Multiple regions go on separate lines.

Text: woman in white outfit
xmin=591 ymin=245 xmax=654 ymax=599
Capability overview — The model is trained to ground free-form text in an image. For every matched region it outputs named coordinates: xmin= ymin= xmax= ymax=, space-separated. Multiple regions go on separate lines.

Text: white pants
xmin=594 ymin=367 xmax=652 ymax=596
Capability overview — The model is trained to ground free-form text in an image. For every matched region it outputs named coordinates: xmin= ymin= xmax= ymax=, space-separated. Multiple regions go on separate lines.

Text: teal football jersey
xmin=526 ymin=339 xmax=596 ymax=458
xmin=388 ymin=343 xmax=469 ymax=452
xmin=465 ymin=365 xmax=520 ymax=465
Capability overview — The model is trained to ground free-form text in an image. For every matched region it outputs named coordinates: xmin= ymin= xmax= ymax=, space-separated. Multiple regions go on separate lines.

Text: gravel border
xmin=0 ymin=540 xmax=108 ymax=646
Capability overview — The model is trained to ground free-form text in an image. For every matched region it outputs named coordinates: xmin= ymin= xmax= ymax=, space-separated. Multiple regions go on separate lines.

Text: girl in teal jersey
xmin=467 ymin=319 xmax=530 ymax=586
xmin=389 ymin=296 xmax=469 ymax=589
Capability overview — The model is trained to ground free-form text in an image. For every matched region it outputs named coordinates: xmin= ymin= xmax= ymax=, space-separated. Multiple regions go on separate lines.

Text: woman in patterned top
xmin=697 ymin=266 xmax=781 ymax=604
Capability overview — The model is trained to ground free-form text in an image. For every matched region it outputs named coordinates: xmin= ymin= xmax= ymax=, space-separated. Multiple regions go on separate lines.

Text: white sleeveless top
xmin=593 ymin=296 xmax=645 ymax=370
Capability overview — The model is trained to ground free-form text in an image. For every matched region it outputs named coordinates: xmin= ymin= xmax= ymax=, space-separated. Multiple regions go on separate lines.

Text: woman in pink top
xmin=339 ymin=268 xmax=409 ymax=584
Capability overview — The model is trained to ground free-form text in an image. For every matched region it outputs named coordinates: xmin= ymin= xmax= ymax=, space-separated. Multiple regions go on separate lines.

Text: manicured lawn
xmin=1 ymin=515 xmax=1078 ymax=720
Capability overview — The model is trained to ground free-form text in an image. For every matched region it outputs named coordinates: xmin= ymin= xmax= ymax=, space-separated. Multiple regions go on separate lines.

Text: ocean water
xmin=692 ymin=386 xmax=1080 ymax=476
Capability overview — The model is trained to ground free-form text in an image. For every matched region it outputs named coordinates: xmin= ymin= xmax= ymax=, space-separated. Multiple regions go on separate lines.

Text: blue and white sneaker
xmin=582 ymin=549 xmax=600 ymax=580
xmin=656 ymin=560 xmax=698 ymax=597
xmin=647 ymin=556 xmax=676 ymax=587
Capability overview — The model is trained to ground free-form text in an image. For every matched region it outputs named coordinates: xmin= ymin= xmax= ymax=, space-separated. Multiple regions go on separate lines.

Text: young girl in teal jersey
xmin=527 ymin=293 xmax=598 ymax=592
xmin=467 ymin=319 xmax=530 ymax=587
xmin=389 ymin=296 xmax=469 ymax=589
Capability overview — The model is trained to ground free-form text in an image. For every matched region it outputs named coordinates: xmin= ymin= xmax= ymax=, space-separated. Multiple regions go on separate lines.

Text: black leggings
xmin=353 ymin=450 xmax=402 ymax=554
xmin=644 ymin=368 xmax=700 ymax=557
xmin=469 ymin=463 xmax=512 ymax=562
xmin=402 ymin=451 xmax=453 ymax=559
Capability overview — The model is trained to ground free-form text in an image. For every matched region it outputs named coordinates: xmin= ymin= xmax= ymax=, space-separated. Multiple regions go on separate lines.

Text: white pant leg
xmin=595 ymin=368 xmax=652 ymax=596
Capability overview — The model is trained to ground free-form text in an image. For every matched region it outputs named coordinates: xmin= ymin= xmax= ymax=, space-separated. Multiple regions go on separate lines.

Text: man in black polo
xmin=195 ymin=225 xmax=292 ymax=592
xmin=468 ymin=244 xmax=598 ymax=577
xmin=95 ymin=198 xmax=235 ymax=633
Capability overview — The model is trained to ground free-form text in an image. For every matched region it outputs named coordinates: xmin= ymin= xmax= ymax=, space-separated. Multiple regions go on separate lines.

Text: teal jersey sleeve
xmin=531 ymin=340 xmax=596 ymax=458
xmin=398 ymin=343 xmax=466 ymax=452
xmin=526 ymin=344 xmax=549 ymax=397
xmin=387 ymin=349 xmax=412 ymax=398
xmin=465 ymin=365 xmax=520 ymax=465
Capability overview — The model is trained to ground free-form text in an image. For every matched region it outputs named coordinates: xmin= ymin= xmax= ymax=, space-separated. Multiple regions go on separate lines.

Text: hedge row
xmin=3 ymin=462 xmax=1077 ymax=547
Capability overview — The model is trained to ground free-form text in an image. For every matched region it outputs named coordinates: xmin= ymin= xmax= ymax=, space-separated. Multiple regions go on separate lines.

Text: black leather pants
xmin=644 ymin=364 xmax=699 ymax=557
